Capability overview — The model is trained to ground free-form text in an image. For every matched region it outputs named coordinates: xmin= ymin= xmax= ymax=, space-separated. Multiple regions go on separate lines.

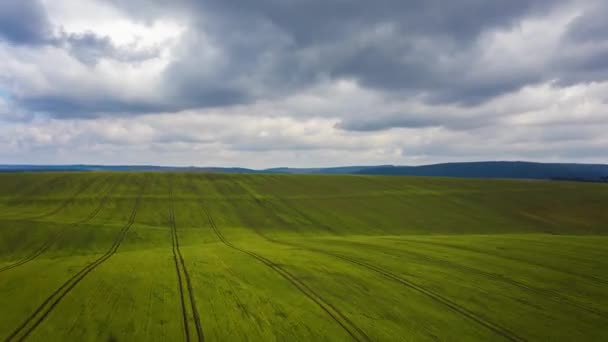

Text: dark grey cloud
xmin=3 ymin=0 xmax=608 ymax=128
xmin=198 ymin=0 xmax=555 ymax=104
xmin=0 ymin=0 xmax=52 ymax=44
xmin=565 ymin=2 xmax=608 ymax=43
xmin=141 ymin=0 xmax=558 ymax=102
xmin=70 ymin=0 xmax=555 ymax=119
xmin=114 ymin=0 xmax=554 ymax=43
xmin=335 ymin=108 xmax=496 ymax=132
xmin=61 ymin=32 xmax=160 ymax=65
xmin=0 ymin=1 xmax=159 ymax=65
xmin=18 ymin=95 xmax=173 ymax=118
xmin=555 ymin=2 xmax=608 ymax=86
xmin=336 ymin=115 xmax=443 ymax=131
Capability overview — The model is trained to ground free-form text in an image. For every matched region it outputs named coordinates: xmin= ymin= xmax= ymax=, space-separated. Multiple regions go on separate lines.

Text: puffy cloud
xmin=0 ymin=0 xmax=607 ymax=166
xmin=0 ymin=0 xmax=52 ymax=44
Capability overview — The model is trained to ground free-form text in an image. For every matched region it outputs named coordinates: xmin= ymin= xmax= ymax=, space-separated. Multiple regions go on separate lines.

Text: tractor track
xmin=389 ymin=238 xmax=608 ymax=286
xmin=168 ymin=180 xmax=204 ymax=342
xmin=237 ymin=178 xmax=606 ymax=321
xmin=302 ymin=247 xmax=524 ymax=342
xmin=0 ymin=239 xmax=54 ymax=273
xmin=254 ymin=232 xmax=523 ymax=342
xmin=236 ymin=187 xmax=523 ymax=341
xmin=1 ymin=175 xmax=96 ymax=222
xmin=20 ymin=176 xmax=99 ymax=222
xmin=4 ymin=177 xmax=147 ymax=342
xmin=2 ymin=175 xmax=70 ymax=208
xmin=320 ymin=239 xmax=608 ymax=319
xmin=197 ymin=197 xmax=369 ymax=342
xmin=0 ymin=176 xmax=122 ymax=274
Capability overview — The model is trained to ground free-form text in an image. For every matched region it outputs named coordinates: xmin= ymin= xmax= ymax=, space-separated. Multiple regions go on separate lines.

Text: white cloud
xmin=42 ymin=0 xmax=185 ymax=46
xmin=1 ymin=77 xmax=608 ymax=167
xmin=1 ymin=0 xmax=607 ymax=167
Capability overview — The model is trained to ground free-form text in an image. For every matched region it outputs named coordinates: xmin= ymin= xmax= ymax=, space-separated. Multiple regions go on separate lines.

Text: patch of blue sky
xmin=0 ymin=88 xmax=10 ymax=99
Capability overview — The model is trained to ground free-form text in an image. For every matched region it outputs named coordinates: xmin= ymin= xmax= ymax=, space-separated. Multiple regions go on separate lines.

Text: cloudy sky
xmin=1 ymin=0 xmax=607 ymax=167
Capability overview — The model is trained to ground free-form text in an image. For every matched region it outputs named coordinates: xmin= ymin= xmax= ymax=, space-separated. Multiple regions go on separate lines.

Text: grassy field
xmin=0 ymin=172 xmax=607 ymax=341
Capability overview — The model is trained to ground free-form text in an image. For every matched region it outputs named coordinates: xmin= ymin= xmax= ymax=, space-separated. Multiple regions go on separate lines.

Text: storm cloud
xmin=0 ymin=0 xmax=52 ymax=44
xmin=0 ymin=0 xmax=607 ymax=166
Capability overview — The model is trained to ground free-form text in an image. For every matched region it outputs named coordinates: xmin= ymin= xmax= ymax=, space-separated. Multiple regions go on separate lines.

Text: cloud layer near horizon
xmin=1 ymin=0 xmax=607 ymax=167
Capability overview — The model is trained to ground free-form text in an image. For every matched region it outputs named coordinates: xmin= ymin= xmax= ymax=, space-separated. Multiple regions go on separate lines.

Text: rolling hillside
xmin=0 ymin=173 xmax=607 ymax=341
xmin=357 ymin=161 xmax=608 ymax=181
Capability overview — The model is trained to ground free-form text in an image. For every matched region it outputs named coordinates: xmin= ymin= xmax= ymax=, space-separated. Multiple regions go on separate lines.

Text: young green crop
xmin=0 ymin=172 xmax=607 ymax=341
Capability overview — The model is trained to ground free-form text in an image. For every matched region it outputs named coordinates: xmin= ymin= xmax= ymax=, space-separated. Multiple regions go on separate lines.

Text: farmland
xmin=0 ymin=172 xmax=607 ymax=341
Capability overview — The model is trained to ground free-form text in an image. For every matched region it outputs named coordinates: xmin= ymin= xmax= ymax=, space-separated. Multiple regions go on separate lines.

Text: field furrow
xmin=0 ymin=172 xmax=607 ymax=341
xmin=169 ymin=178 xmax=204 ymax=342
xmin=3 ymin=176 xmax=147 ymax=341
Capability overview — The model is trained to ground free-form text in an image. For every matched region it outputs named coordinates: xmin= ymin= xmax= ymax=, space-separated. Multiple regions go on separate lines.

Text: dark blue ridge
xmin=1 ymin=161 xmax=607 ymax=182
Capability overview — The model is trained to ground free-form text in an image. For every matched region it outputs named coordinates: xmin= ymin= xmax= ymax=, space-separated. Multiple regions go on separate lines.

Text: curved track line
xmin=1 ymin=174 xmax=69 ymax=208
xmin=323 ymin=239 xmax=608 ymax=319
xmin=28 ymin=177 xmax=98 ymax=221
xmin=240 ymin=181 xmax=608 ymax=320
xmin=3 ymin=175 xmax=98 ymax=222
xmin=196 ymin=197 xmax=369 ymax=342
xmin=4 ymin=177 xmax=147 ymax=342
xmin=0 ymin=176 xmax=122 ymax=273
xmin=391 ymin=238 xmax=608 ymax=286
xmin=169 ymin=180 xmax=204 ymax=342
xmin=272 ymin=237 xmax=525 ymax=342
xmin=0 ymin=239 xmax=54 ymax=273
xmin=313 ymin=247 xmax=523 ymax=342
xmin=235 ymin=187 xmax=523 ymax=341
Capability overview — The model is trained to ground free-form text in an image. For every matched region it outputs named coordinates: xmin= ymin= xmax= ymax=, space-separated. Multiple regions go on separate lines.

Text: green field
xmin=1 ymin=172 xmax=607 ymax=341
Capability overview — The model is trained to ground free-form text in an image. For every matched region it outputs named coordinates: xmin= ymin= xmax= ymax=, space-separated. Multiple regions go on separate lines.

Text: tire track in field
xmin=14 ymin=176 xmax=99 ymax=222
xmin=1 ymin=175 xmax=96 ymax=222
xmin=4 ymin=177 xmax=147 ymax=342
xmin=196 ymin=196 xmax=370 ymax=342
xmin=29 ymin=179 xmax=96 ymax=220
xmin=235 ymin=187 xmax=523 ymax=342
xmin=0 ymin=176 xmax=122 ymax=274
xmin=265 ymin=235 xmax=523 ymax=342
xmin=321 ymin=239 xmax=608 ymax=319
xmin=168 ymin=179 xmax=204 ymax=342
xmin=240 ymin=180 xmax=607 ymax=320
xmin=389 ymin=238 xmax=608 ymax=286
xmin=2 ymin=174 xmax=69 ymax=208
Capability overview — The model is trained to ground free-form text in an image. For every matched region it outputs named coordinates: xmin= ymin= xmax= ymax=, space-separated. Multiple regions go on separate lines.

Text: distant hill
xmin=355 ymin=162 xmax=608 ymax=181
xmin=264 ymin=166 xmax=387 ymax=174
xmin=1 ymin=161 xmax=607 ymax=182
xmin=0 ymin=165 xmax=258 ymax=173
